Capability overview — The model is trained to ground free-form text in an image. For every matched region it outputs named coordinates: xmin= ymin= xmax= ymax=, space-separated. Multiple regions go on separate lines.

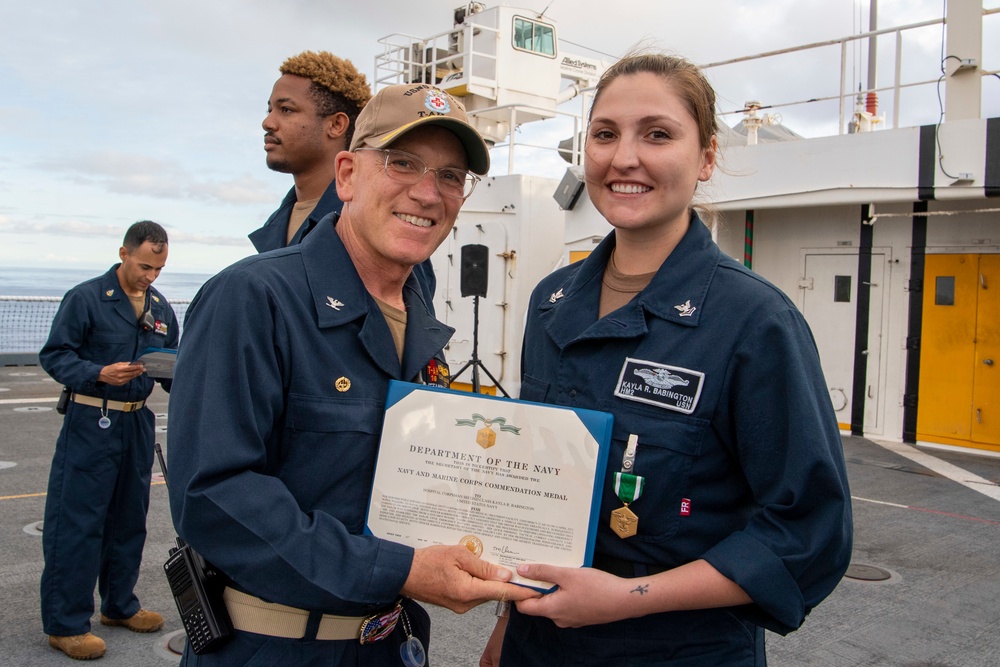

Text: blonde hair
xmin=280 ymin=51 xmax=372 ymax=145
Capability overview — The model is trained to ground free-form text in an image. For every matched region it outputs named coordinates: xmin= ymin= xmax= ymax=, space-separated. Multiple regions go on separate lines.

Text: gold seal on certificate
xmin=366 ymin=381 xmax=613 ymax=591
xmin=460 ymin=535 xmax=484 ymax=556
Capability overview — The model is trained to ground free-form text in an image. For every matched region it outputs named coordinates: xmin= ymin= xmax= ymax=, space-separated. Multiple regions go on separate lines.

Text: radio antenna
xmin=154 ymin=442 xmax=168 ymax=481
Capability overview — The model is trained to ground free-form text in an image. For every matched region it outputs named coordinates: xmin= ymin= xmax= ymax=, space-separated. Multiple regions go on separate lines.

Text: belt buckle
xmin=358 ymin=601 xmax=402 ymax=645
xmin=124 ymin=401 xmax=140 ymax=412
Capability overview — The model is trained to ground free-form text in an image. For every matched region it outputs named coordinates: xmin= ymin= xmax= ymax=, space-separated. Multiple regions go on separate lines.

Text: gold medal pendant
xmin=476 ymin=425 xmax=496 ymax=449
xmin=610 ymin=504 xmax=638 ymax=539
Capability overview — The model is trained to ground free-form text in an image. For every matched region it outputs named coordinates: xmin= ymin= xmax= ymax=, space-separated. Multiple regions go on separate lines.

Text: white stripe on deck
xmin=0 ymin=397 xmax=57 ymax=405
xmin=870 ymin=438 xmax=1000 ymax=503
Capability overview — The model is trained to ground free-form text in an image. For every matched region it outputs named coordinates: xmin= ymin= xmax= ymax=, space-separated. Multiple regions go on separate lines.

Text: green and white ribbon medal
xmin=610 ymin=434 xmax=644 ymax=539
xmin=614 ymin=471 xmax=645 ymax=504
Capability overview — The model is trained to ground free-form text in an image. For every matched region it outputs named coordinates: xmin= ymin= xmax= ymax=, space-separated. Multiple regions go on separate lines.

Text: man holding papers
xmin=168 ymin=84 xmax=535 ymax=666
xmin=39 ymin=220 xmax=177 ymax=660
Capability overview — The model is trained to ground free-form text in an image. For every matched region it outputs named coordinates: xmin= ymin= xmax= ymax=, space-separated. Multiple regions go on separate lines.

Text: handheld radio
xmin=56 ymin=386 xmax=71 ymax=415
xmin=155 ymin=443 xmax=234 ymax=654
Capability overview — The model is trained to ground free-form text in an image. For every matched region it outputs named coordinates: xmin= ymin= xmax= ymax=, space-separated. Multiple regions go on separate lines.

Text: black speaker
xmin=460 ymin=244 xmax=489 ymax=298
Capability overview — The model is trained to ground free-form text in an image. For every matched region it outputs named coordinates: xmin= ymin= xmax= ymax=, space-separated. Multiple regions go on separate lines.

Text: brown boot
xmin=48 ymin=633 xmax=106 ymax=660
xmin=99 ymin=608 xmax=164 ymax=633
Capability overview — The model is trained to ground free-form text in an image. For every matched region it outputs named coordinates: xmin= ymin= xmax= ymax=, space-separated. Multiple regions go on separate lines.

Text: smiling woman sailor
xmin=480 ymin=52 xmax=853 ymax=667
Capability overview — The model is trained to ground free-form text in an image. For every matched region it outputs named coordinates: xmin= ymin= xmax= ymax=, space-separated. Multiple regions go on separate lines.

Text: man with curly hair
xmin=251 ymin=50 xmax=371 ymax=251
xmin=252 ymin=50 xmax=438 ymax=310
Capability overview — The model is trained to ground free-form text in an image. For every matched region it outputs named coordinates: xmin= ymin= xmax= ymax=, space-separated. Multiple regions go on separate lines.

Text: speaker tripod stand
xmin=450 ymin=295 xmax=509 ymax=397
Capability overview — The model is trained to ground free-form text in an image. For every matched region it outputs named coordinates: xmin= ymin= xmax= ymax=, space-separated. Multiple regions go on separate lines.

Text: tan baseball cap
xmin=350 ymin=83 xmax=490 ymax=175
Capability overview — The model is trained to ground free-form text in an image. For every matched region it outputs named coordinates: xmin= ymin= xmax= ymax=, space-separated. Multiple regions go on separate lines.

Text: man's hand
xmin=98 ymin=362 xmax=146 ymax=386
xmin=400 ymin=545 xmax=540 ymax=613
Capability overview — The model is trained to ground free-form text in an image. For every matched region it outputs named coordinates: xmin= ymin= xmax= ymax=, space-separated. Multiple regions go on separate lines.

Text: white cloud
xmin=0 ymin=0 xmax=995 ymax=273
xmin=30 ymin=151 xmax=276 ymax=204
xmin=0 ymin=217 xmax=124 ymax=239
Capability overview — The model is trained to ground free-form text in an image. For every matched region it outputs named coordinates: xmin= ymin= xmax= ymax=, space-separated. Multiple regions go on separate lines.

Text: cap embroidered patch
xmin=614 ymin=357 xmax=704 ymax=414
xmin=425 ymin=89 xmax=451 ymax=114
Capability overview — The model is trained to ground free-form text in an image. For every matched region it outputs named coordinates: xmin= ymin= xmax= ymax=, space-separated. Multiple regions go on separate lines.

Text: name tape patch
xmin=614 ymin=357 xmax=704 ymax=415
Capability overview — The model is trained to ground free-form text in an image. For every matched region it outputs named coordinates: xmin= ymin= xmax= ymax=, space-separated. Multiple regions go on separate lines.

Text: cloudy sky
xmin=1 ymin=0 xmax=997 ymax=274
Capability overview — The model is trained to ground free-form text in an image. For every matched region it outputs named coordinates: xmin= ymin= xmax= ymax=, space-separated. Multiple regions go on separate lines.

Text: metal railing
xmin=391 ymin=10 xmax=997 ymax=171
xmin=0 ymin=296 xmax=192 ymax=356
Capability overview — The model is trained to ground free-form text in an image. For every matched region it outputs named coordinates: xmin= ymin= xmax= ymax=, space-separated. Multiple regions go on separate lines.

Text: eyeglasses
xmin=356 ymin=148 xmax=480 ymax=199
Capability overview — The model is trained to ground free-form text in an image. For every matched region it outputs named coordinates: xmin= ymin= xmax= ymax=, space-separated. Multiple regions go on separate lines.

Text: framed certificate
xmin=365 ymin=381 xmax=613 ymax=591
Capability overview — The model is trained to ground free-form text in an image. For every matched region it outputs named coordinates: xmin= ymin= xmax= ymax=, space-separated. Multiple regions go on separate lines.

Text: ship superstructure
xmin=378 ymin=2 xmax=999 ymax=453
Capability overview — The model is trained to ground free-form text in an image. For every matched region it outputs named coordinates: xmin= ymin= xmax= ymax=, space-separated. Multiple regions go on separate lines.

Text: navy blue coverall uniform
xmin=249 ymin=182 xmax=437 ymax=312
xmin=501 ymin=215 xmax=853 ymax=666
xmin=247 ymin=182 xmax=343 ymax=253
xmin=39 ymin=265 xmax=178 ymax=636
xmin=168 ymin=216 xmax=452 ymax=665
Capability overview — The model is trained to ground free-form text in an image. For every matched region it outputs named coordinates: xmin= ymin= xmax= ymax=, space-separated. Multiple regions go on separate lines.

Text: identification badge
xmin=614 ymin=357 xmax=704 ymax=415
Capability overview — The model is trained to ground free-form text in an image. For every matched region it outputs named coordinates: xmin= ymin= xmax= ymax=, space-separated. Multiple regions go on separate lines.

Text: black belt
xmin=591 ymin=553 xmax=670 ymax=578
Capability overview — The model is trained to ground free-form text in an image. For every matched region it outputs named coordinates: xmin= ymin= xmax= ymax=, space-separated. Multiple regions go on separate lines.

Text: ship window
xmin=512 ymin=17 xmax=556 ymax=57
xmin=834 ymin=275 xmax=852 ymax=302
xmin=934 ymin=276 xmax=955 ymax=306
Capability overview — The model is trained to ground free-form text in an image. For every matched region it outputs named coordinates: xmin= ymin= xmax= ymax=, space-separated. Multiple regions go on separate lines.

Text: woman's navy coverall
xmin=502 ymin=215 xmax=853 ymax=666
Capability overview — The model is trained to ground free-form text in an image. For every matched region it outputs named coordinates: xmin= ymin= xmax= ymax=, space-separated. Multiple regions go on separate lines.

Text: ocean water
xmin=0 ymin=265 xmax=213 ymax=300
xmin=0 ymin=266 xmax=213 ymax=354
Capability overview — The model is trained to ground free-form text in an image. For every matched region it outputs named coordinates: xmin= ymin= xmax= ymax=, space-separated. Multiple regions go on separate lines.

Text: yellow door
xmin=971 ymin=255 xmax=999 ymax=446
xmin=917 ymin=254 xmax=1000 ymax=451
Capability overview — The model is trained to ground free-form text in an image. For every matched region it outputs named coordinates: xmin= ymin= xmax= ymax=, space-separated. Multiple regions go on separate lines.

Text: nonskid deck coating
xmin=2 ymin=366 xmax=999 ymax=666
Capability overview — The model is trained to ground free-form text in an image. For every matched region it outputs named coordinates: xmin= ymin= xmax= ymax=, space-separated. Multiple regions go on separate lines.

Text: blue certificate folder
xmin=130 ymin=347 xmax=177 ymax=379
xmin=365 ymin=380 xmax=613 ymax=592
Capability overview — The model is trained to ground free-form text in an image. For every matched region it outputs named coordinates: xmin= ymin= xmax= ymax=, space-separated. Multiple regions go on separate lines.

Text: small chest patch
xmin=613 ymin=357 xmax=704 ymax=415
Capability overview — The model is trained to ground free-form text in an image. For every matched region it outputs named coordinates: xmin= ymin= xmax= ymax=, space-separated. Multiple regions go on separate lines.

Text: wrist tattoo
xmin=630 ymin=584 xmax=649 ymax=596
